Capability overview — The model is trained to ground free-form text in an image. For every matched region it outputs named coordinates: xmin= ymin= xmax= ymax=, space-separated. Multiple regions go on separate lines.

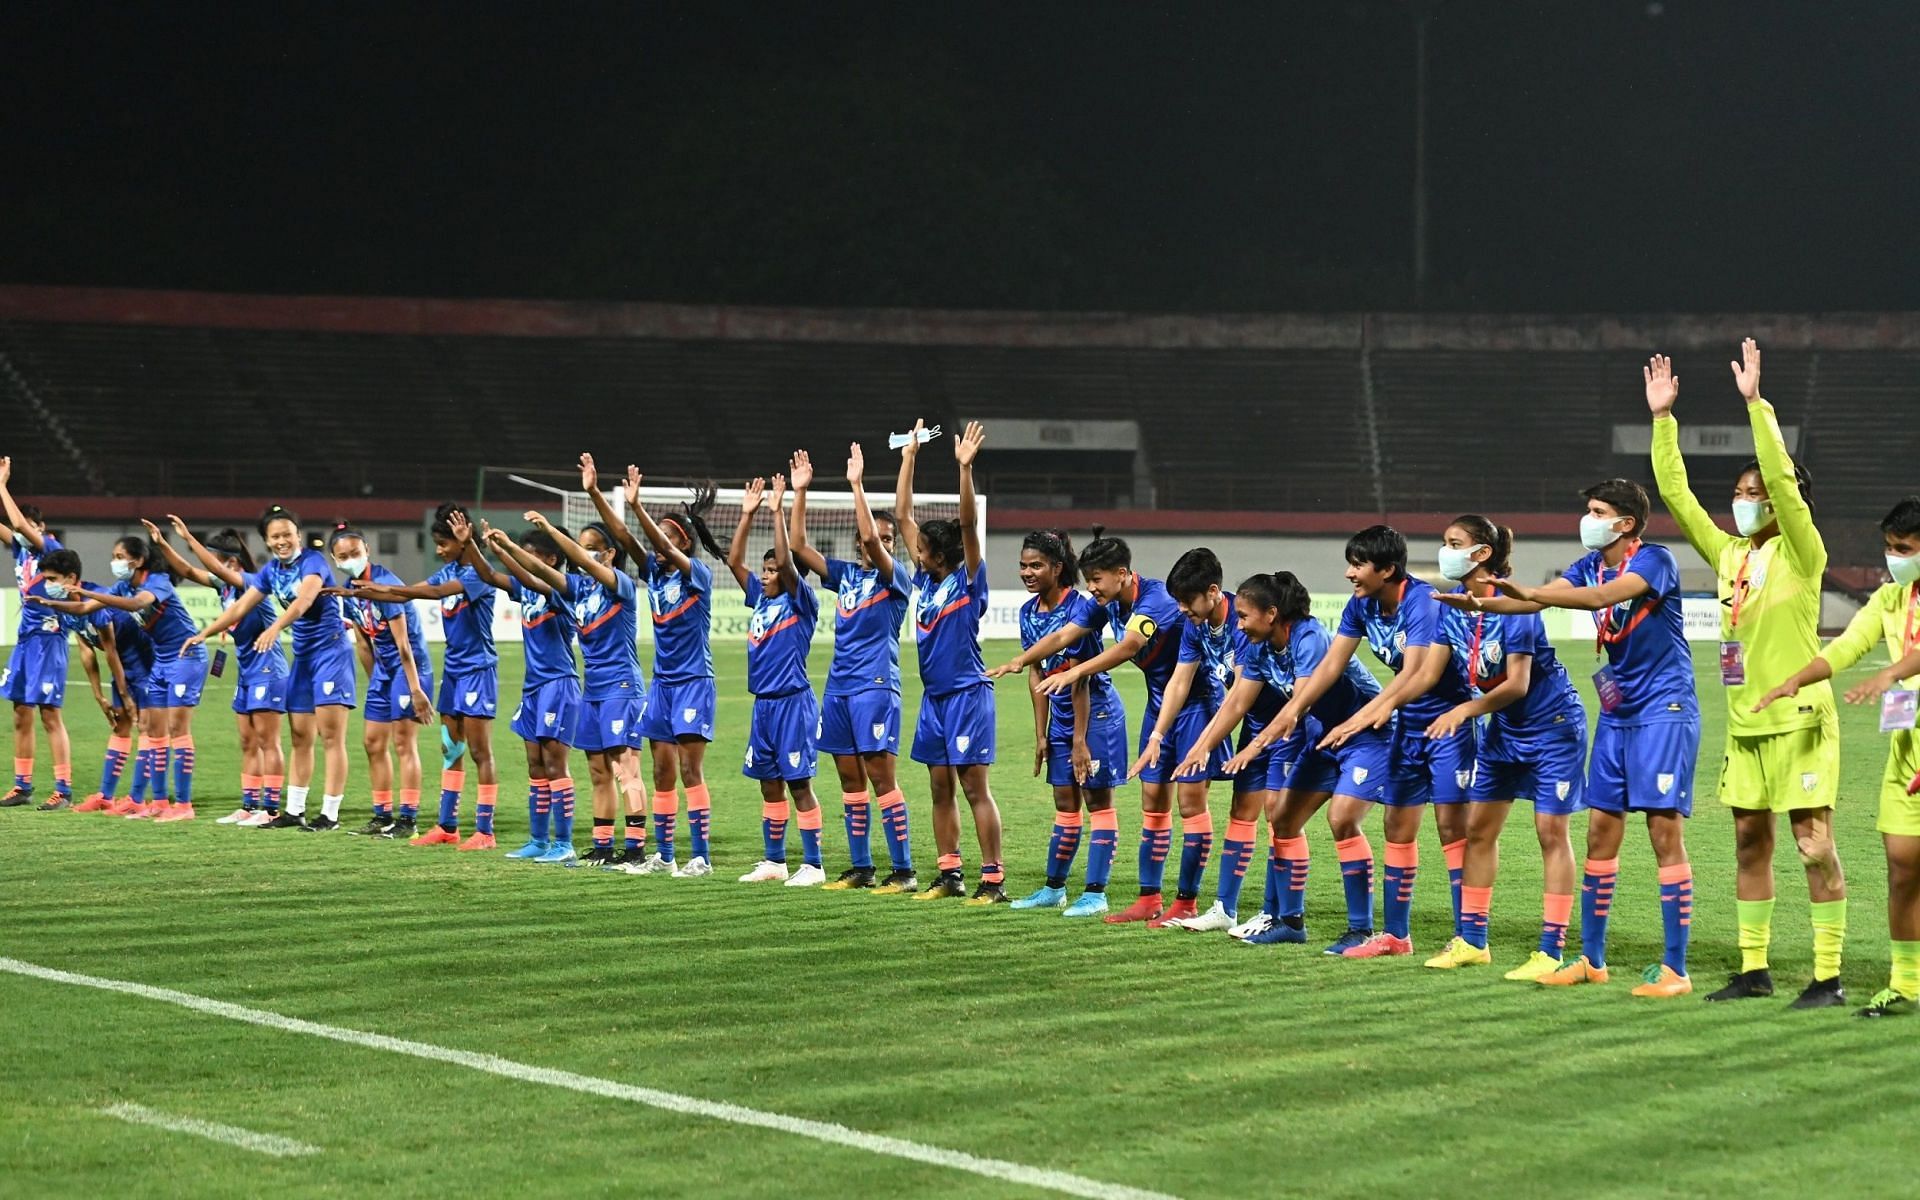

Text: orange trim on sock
xmin=478 ymin=782 xmax=498 ymax=805
xmin=1657 ymin=863 xmax=1693 ymax=884
xmin=372 ymin=789 xmax=393 ymax=805
xmin=242 ymin=773 xmax=262 ymax=790
xmin=1543 ymin=892 xmax=1573 ymax=925
xmin=440 ymin=767 xmax=465 ymax=792
xmin=1335 ymin=834 xmax=1373 ymax=862
xmin=1090 ymin=807 xmax=1119 ymax=831
xmin=1055 ymin=809 xmax=1086 ymax=828
xmin=1385 ymin=840 xmax=1419 ymax=869
xmin=1141 ymin=809 xmax=1174 ymax=832
xmin=265 ymin=774 xmax=285 ymax=789
xmin=12 ymin=756 xmax=30 ymax=776
xmin=685 ymin=783 xmax=712 ymax=812
xmin=1225 ymin=817 xmax=1257 ymax=842
xmin=652 ymin=790 xmax=679 ymax=815
xmin=1585 ymin=857 xmax=1621 ymax=876
xmin=398 ymin=787 xmax=419 ymax=805
xmin=762 ymin=800 xmax=791 ymax=821
xmin=1277 ymin=836 xmax=1309 ymax=859
xmin=796 ymin=806 xmax=824 ymax=830
xmin=1442 ymin=838 xmax=1467 ymax=870
xmin=841 ymin=790 xmax=871 ymax=808
xmin=1182 ymin=810 xmax=1214 ymax=834
xmin=1462 ymin=884 xmax=1493 ymax=915
xmin=937 ymin=852 xmax=964 ymax=871
xmin=108 ymin=735 xmax=133 ymax=754
xmin=875 ymin=788 xmax=907 ymax=810
xmin=169 ymin=734 xmax=194 ymax=751
xmin=53 ymin=762 xmax=70 ymax=782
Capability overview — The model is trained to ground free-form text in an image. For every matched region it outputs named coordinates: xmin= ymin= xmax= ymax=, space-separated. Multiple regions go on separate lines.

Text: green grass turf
xmin=3 ymin=638 xmax=1919 ymax=1199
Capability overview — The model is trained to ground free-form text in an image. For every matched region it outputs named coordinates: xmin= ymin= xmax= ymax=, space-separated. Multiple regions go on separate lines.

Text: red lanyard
xmin=1468 ymin=612 xmax=1487 ymax=688
xmin=1593 ymin=539 xmax=1656 ymax=655
xmin=1728 ymin=547 xmax=1756 ymax=631
xmin=1905 ymin=583 xmax=1920 ymax=657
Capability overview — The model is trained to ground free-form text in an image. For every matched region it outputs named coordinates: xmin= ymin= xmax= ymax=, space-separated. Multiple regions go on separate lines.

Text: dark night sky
xmin=4 ymin=1 xmax=1918 ymax=312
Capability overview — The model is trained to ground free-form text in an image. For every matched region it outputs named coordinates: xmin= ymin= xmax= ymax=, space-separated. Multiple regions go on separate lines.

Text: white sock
xmin=322 ymin=793 xmax=343 ymax=821
xmin=286 ymin=785 xmax=310 ymax=815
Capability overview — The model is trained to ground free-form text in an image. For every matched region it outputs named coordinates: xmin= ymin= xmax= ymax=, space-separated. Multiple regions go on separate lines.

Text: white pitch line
xmin=3 ymin=958 xmax=1177 ymax=1200
xmin=100 ymin=1102 xmax=320 ymax=1157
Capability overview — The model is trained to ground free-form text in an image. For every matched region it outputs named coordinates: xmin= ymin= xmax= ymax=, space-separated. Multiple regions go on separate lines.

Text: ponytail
xmin=1078 ymin=525 xmax=1132 ymax=575
xmin=1450 ymin=513 xmax=1513 ymax=577
xmin=663 ymin=482 xmax=725 ymax=560
xmin=206 ymin=527 xmax=258 ymax=573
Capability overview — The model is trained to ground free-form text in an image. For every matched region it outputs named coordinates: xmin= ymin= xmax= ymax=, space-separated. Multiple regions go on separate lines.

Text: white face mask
xmin=335 ymin=554 xmax=368 ymax=578
xmin=1889 ymin=552 xmax=1920 ymax=586
xmin=1732 ymin=499 xmax=1774 ymax=538
xmin=43 ymin=581 xmax=67 ymax=599
xmin=110 ymin=558 xmax=135 ymax=581
xmin=1579 ymin=513 xmax=1625 ymax=550
xmin=1436 ymin=544 xmax=1485 ymax=582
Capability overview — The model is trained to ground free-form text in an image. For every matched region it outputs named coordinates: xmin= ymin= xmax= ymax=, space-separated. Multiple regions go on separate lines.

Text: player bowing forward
xmin=1422 ymin=518 xmax=1587 ymax=978
xmin=189 ymin=505 xmax=355 ymax=831
xmin=1181 ymin=571 xmax=1388 ymax=954
xmin=473 ymin=521 xmax=583 ymax=862
xmin=1458 ymin=478 xmax=1701 ymax=998
xmin=899 ymin=419 xmax=1006 ymax=903
xmin=730 ymin=476 xmax=828 ymax=887
xmin=1009 ymin=527 xmax=1127 ymax=917
xmin=346 ymin=506 xmax=500 ymax=850
xmin=789 ymin=448 xmax=919 ymax=893
xmin=1650 ymin=343 xmax=1847 ymax=1009
xmin=1305 ymin=525 xmax=1478 ymax=959
xmin=146 ymin=517 xmax=289 ymax=827
xmin=1757 ymin=496 xmax=1920 ymax=1019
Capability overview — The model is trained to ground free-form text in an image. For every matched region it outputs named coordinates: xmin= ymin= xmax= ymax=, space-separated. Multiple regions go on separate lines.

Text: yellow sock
xmin=1891 ymin=941 xmax=1920 ymax=1000
xmin=1809 ymin=899 xmax=1846 ymax=981
xmin=1736 ymin=897 xmax=1774 ymax=974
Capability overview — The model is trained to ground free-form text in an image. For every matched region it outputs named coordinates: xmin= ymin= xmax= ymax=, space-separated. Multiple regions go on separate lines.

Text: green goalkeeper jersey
xmin=1652 ymin=398 xmax=1835 ymax=737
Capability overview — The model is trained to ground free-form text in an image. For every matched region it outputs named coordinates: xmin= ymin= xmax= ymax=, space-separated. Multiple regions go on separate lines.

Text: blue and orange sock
xmin=623 ymin=814 xmax=645 ymax=853
xmin=241 ymin=773 xmax=261 ymax=812
xmin=762 ymin=798 xmax=791 ymax=863
xmin=52 ymin=760 xmax=71 ymax=800
xmin=149 ymin=741 xmax=171 ymax=803
xmin=1045 ymin=810 xmax=1085 ymax=889
xmin=651 ymin=790 xmax=678 ymax=861
xmin=1261 ymin=839 xmax=1284 ymax=918
xmin=528 ymin=780 xmax=551 ymax=842
xmin=169 ymin=735 xmax=194 ymax=805
xmin=100 ymin=736 xmax=132 ymax=798
xmin=1176 ymin=809 xmax=1214 ymax=901
xmin=1658 ymin=862 xmax=1693 ymax=976
xmin=1580 ymin=856 xmax=1619 ymax=968
xmin=371 ymin=789 xmax=393 ymax=819
xmin=437 ymin=766 xmax=464 ymax=833
xmin=796 ymin=804 xmax=823 ymax=868
xmin=11 ymin=755 xmax=31 ymax=793
xmin=128 ymin=741 xmax=153 ymax=803
xmin=396 ymin=786 xmax=418 ymax=822
xmin=877 ymin=788 xmax=912 ymax=871
xmin=263 ymin=773 xmax=284 ymax=815
xmin=686 ymin=783 xmax=712 ymax=860
xmin=1540 ymin=891 xmax=1572 ymax=958
xmin=1084 ymin=807 xmax=1117 ymax=891
xmin=1443 ymin=838 xmax=1467 ymax=938
xmin=1137 ymin=809 xmax=1173 ymax=896
xmin=475 ymin=782 xmax=497 ymax=835
xmin=594 ymin=820 xmax=615 ymax=853
xmin=842 ymin=790 xmax=874 ymax=871
xmin=1461 ymin=884 xmax=1492 ymax=949
xmin=1383 ymin=841 xmax=1418 ymax=940
xmin=1335 ymin=834 xmax=1374 ymax=931
xmin=1216 ymin=818 xmax=1256 ymax=913
xmin=545 ymin=775 xmax=572 ymax=840
xmin=981 ymin=860 xmax=1004 ymax=887
xmin=1277 ymin=835 xmax=1310 ymax=924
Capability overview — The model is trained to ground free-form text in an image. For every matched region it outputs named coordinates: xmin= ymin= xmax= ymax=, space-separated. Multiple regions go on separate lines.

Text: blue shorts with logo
xmin=642 ymin=677 xmax=717 ymax=743
xmin=743 ymin=690 xmax=821 ymax=782
xmin=1138 ymin=699 xmax=1232 ymax=786
xmin=3 ymin=638 xmax=68 ymax=708
xmin=577 ymin=691 xmax=645 ymax=754
xmin=1046 ymin=702 xmax=1129 ymax=790
xmin=911 ymin=682 xmax=996 ymax=767
xmin=144 ymin=652 xmax=209 ymax=710
xmin=1385 ymin=716 xmax=1477 ymax=808
xmin=1469 ymin=712 xmax=1589 ymax=814
xmin=818 ymin=689 xmax=902 ymax=757
xmin=1234 ymin=715 xmax=1319 ymax=795
xmin=511 ymin=677 xmax=584 ymax=746
xmin=365 ymin=661 xmax=434 ymax=725
xmin=1286 ymin=726 xmax=1392 ymax=802
xmin=232 ymin=649 xmax=289 ymax=715
xmin=438 ymin=667 xmax=499 ymax=721
xmin=112 ymin=662 xmax=153 ymax=713
xmin=289 ymin=639 xmax=357 ymax=713
xmin=1586 ymin=714 xmax=1701 ymax=816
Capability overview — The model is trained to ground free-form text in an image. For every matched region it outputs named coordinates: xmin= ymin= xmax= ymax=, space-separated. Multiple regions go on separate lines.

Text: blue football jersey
xmin=1560 ymin=541 xmax=1698 ymax=722
xmin=1103 ymin=575 xmax=1186 ymax=714
xmin=1020 ymin=589 xmax=1119 ymax=728
xmin=745 ymin=575 xmax=820 ymax=697
xmin=644 ymin=554 xmax=714 ymax=684
xmin=1438 ymin=602 xmax=1582 ymax=736
xmin=509 ymin=578 xmax=579 ymax=687
xmin=430 ymin=561 xmax=497 ymax=676
xmin=248 ymin=549 xmax=341 ymax=657
xmin=1336 ymin=577 xmax=1473 ymax=726
xmin=822 ymin=557 xmax=913 ymax=696
xmin=564 ymin=569 xmax=644 ymax=701
xmin=913 ymin=561 xmax=989 ymax=697
xmin=1241 ymin=615 xmax=1381 ymax=726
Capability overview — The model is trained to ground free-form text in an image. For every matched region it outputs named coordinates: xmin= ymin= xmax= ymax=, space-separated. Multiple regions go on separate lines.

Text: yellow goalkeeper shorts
xmin=1717 ymin=719 xmax=1841 ymax=813
xmin=1876 ymin=729 xmax=1920 ymax=838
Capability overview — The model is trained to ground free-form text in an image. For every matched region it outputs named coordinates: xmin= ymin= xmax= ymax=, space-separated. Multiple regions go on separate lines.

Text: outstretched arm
xmin=726 ymin=478 xmax=765 ymax=590
xmin=1647 ymin=353 xmax=1736 ymax=564
xmin=893 ymin=418 xmax=925 ymax=568
xmin=0 ymin=458 xmax=42 ymax=552
xmin=1425 ymin=655 xmax=1534 ymax=740
xmin=530 ymin=509 xmax=618 ymax=590
xmin=1180 ymin=674 xmax=1267 ymax=778
xmin=1035 ymin=627 xmax=1145 ymax=696
xmin=1128 ymin=660 xmax=1199 ymax=778
xmin=847 ymin=443 xmax=898 ymax=581
xmin=624 ymin=465 xmax=690 ymax=574
xmin=768 ymin=476 xmax=800 ymax=592
xmin=486 ymin=525 xmax=563 ymax=594
xmin=955 ymin=420 xmax=984 ymax=573
xmin=186 ymin=586 xmax=267 ymax=648
xmin=1491 ymin=571 xmax=1649 ymax=613
xmin=578 ymin=453 xmax=648 ymax=565
xmin=787 ymin=450 xmax=829 ymax=579
xmin=144 ymin=517 xmax=220 ymax=589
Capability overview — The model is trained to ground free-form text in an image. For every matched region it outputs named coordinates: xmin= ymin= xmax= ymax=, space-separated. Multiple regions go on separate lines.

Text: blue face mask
xmin=1889 ymin=552 xmax=1920 ymax=586
xmin=43 ymin=581 xmax=68 ymax=600
xmin=110 ymin=558 xmax=135 ymax=581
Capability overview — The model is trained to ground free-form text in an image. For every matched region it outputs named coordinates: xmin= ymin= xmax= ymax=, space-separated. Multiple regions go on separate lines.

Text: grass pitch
xmin=2 ymin=639 xmax=1917 ymax=1199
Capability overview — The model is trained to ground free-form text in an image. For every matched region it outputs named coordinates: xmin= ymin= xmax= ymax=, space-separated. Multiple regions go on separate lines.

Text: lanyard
xmin=1728 ymin=547 xmax=1757 ymax=631
xmin=1468 ymin=612 xmax=1487 ymax=689
xmin=1593 ymin=539 xmax=1657 ymax=655
xmin=1905 ymin=583 xmax=1920 ymax=657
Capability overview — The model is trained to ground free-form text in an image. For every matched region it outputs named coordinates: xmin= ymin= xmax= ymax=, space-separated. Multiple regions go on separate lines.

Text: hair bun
xmin=1089 ymin=523 xmax=1107 ymax=539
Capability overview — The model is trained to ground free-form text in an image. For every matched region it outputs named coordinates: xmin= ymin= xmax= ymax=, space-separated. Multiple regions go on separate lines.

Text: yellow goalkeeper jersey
xmin=1652 ymin=398 xmax=1834 ymax=736
xmin=1820 ymin=580 xmax=1920 ymax=685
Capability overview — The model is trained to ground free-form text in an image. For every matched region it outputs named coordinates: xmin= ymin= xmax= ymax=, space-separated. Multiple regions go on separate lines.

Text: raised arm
xmin=893 ymin=418 xmax=925 ymax=568
xmin=531 ymin=509 xmax=618 ymax=590
xmin=0 ymin=458 xmax=43 ymax=552
xmin=144 ymin=517 xmax=219 ymax=589
xmin=577 ymin=453 xmax=647 ymax=566
xmin=768 ymin=475 xmax=800 ymax=592
xmin=1647 ymin=353 xmax=1736 ymax=564
xmin=460 ymin=519 xmax=515 ymax=592
xmin=847 ymin=443 xmax=898 ymax=581
xmin=1736 ymin=339 xmax=1825 ymax=574
xmin=624 ymin=465 xmax=690 ymax=574
xmin=485 ymin=525 xmax=563 ymax=594
xmin=955 ymin=420 xmax=984 ymax=573
xmin=726 ymin=478 xmax=765 ymax=590
xmin=787 ymin=451 xmax=829 ymax=579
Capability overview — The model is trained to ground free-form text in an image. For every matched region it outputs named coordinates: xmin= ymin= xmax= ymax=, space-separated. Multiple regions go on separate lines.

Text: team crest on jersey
xmin=871 ymin=722 xmax=886 ymax=740
xmin=1657 ymin=773 xmax=1675 ymax=795
xmin=1555 ymin=781 xmax=1572 ymax=801
xmin=399 ymin=692 xmax=413 ymax=708
xmin=465 ymin=689 xmax=479 ymax=706
xmin=544 ymin=711 xmax=557 ymax=726
xmin=683 ymin=706 xmax=698 ymax=723
xmin=1802 ymin=772 xmax=1819 ymax=792
xmin=787 ymin=750 xmax=802 ymax=770
xmin=610 ymin=718 xmax=625 ymax=734
xmin=322 ymin=681 xmax=335 ymax=696
xmin=1455 ymin=769 xmax=1471 ymax=790
xmin=41 ymin=681 xmax=54 ymax=695
xmin=1088 ymin=759 xmax=1102 ymax=776
xmin=956 ymin=735 xmax=972 ymax=753
xmin=174 ymin=683 xmax=187 ymax=697
xmin=661 ymin=578 xmax=683 ymax=606
xmin=254 ymin=685 xmax=267 ymax=699
xmin=1352 ymin=767 xmax=1369 ymax=785
xmin=1484 ymin=641 xmax=1504 ymax=665
xmin=441 ymin=594 xmax=460 ymax=614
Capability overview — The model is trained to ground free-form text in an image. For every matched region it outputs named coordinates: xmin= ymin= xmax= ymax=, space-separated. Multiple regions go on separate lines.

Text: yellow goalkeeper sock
xmin=1891 ymin=941 xmax=1920 ymax=1001
xmin=1809 ymin=899 xmax=1846 ymax=981
xmin=1736 ymin=897 xmax=1774 ymax=974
